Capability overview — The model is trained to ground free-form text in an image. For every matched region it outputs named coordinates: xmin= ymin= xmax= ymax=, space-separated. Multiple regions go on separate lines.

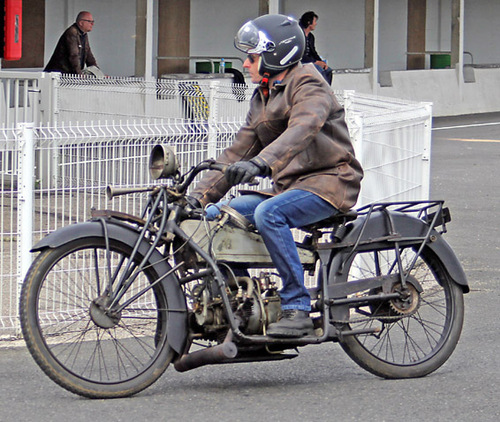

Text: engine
xmin=190 ymin=273 xmax=281 ymax=338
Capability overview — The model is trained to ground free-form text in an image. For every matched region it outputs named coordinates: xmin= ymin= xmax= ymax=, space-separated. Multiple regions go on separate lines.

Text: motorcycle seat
xmin=301 ymin=209 xmax=358 ymax=232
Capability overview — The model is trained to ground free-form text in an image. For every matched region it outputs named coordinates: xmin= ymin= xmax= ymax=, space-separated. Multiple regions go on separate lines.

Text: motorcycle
xmin=19 ymin=144 xmax=469 ymax=399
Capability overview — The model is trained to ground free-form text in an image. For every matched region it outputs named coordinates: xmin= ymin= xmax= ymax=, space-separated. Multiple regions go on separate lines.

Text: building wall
xmin=2 ymin=0 xmax=45 ymax=68
xmin=42 ymin=1 xmax=500 ymax=78
xmin=45 ymin=0 xmax=136 ymax=76
xmin=189 ymin=0 xmax=258 ymax=72
xmin=464 ymin=0 xmax=500 ymax=65
xmin=282 ymin=0 xmax=366 ymax=69
xmin=426 ymin=0 xmax=452 ymax=54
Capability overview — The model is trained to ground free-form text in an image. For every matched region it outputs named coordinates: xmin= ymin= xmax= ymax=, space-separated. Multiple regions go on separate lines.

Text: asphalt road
xmin=1 ymin=113 xmax=499 ymax=422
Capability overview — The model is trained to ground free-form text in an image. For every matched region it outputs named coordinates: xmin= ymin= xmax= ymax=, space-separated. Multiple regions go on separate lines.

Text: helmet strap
xmin=260 ymin=72 xmax=270 ymax=99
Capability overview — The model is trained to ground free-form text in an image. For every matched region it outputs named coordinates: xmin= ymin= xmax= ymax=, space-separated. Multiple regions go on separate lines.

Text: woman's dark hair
xmin=299 ymin=11 xmax=318 ymax=29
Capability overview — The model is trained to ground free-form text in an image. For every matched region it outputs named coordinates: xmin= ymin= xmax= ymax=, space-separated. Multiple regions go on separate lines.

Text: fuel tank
xmin=179 ymin=219 xmax=315 ymax=266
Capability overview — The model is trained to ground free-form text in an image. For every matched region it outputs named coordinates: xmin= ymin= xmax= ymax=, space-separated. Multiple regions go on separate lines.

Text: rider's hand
xmin=225 ymin=158 xmax=269 ymax=186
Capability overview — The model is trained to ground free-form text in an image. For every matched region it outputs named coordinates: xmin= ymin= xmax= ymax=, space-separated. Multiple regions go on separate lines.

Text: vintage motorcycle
xmin=20 ymin=145 xmax=469 ymax=399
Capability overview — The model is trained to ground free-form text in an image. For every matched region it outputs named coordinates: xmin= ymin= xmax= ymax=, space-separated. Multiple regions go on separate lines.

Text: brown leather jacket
xmin=44 ymin=24 xmax=97 ymax=74
xmin=192 ymin=63 xmax=363 ymax=212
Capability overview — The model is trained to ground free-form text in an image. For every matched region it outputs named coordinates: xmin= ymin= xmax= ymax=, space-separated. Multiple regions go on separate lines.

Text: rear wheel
xmin=20 ymin=237 xmax=176 ymax=398
xmin=337 ymin=246 xmax=464 ymax=379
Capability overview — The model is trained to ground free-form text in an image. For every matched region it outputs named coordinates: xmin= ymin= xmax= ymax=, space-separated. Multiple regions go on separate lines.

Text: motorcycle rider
xmin=191 ymin=14 xmax=363 ymax=338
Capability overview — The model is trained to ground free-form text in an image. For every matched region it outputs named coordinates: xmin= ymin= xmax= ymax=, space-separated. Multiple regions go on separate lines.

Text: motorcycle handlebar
xmin=107 ymin=161 xmax=258 ymax=200
xmin=177 ymin=160 xmax=228 ymax=193
xmin=208 ymin=162 xmax=228 ymax=173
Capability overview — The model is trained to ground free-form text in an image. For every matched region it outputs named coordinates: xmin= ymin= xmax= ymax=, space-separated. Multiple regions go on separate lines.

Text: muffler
xmin=174 ymin=332 xmax=237 ymax=373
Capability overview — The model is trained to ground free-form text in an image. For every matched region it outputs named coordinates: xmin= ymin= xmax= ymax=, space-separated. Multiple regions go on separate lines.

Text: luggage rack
xmin=355 ymin=200 xmax=450 ymax=233
xmin=334 ymin=200 xmax=451 ymax=279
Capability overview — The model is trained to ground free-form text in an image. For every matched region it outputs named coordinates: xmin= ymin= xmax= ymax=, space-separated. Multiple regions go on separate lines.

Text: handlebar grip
xmin=209 ymin=162 xmax=228 ymax=173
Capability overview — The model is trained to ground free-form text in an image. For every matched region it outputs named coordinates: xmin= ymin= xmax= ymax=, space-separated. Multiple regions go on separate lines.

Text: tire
xmin=337 ymin=246 xmax=465 ymax=379
xmin=20 ymin=237 xmax=177 ymax=398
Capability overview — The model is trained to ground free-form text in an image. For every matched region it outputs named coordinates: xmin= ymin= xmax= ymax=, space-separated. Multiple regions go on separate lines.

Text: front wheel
xmin=20 ymin=237 xmax=176 ymax=398
xmin=337 ymin=246 xmax=465 ymax=379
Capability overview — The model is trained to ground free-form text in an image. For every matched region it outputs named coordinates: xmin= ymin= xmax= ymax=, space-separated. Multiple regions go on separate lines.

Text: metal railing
xmin=0 ymin=72 xmax=40 ymax=126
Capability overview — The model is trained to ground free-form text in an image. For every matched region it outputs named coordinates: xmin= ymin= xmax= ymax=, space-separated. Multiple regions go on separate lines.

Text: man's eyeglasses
xmin=247 ymin=54 xmax=259 ymax=64
xmin=81 ymin=19 xmax=95 ymax=24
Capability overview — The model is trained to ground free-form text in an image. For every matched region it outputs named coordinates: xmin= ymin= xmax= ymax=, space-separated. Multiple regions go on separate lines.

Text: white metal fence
xmin=55 ymin=74 xmax=251 ymax=124
xmin=0 ymin=70 xmax=251 ymax=125
xmin=0 ymin=72 xmax=41 ymax=126
xmin=0 ymin=74 xmax=432 ymax=339
xmin=343 ymin=92 xmax=432 ymax=202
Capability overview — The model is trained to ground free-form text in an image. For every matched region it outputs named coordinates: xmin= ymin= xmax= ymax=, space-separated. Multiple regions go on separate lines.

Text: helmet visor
xmin=234 ymin=21 xmax=275 ymax=54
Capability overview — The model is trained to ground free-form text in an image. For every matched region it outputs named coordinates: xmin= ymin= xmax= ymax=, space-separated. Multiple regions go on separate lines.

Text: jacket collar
xmin=271 ymin=63 xmax=300 ymax=89
xmin=73 ymin=23 xmax=86 ymax=37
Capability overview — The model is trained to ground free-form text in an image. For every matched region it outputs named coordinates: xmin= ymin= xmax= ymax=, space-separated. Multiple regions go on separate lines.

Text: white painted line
xmin=433 ymin=121 xmax=500 ymax=131
xmin=442 ymin=138 xmax=500 ymax=143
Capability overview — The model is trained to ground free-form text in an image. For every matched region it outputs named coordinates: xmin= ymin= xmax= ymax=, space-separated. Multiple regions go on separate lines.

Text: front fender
xmin=33 ymin=219 xmax=188 ymax=354
xmin=332 ymin=211 xmax=469 ymax=292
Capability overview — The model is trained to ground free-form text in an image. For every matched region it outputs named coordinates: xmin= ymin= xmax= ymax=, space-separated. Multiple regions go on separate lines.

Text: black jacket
xmin=44 ymin=24 xmax=97 ymax=74
xmin=301 ymin=32 xmax=322 ymax=64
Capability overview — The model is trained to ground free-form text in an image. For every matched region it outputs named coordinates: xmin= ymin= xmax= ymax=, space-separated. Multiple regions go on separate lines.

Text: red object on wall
xmin=3 ymin=0 xmax=22 ymax=60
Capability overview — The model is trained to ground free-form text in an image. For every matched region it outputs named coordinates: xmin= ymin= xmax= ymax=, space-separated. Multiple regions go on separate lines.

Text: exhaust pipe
xmin=174 ymin=330 xmax=238 ymax=373
xmin=174 ymin=340 xmax=238 ymax=372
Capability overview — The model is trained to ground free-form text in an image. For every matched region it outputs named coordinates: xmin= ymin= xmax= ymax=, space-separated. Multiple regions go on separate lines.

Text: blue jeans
xmin=205 ymin=189 xmax=337 ymax=311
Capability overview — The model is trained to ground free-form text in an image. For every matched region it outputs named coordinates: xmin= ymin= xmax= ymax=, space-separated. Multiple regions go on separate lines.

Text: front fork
xmin=92 ymin=190 xmax=175 ymax=316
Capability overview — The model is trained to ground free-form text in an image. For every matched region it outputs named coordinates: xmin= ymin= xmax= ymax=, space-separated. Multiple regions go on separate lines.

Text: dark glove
xmin=225 ymin=157 xmax=269 ymax=186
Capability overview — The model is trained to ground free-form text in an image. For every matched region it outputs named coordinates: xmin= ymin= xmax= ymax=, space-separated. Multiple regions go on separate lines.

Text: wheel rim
xmin=33 ymin=242 xmax=169 ymax=385
xmin=343 ymin=248 xmax=455 ymax=366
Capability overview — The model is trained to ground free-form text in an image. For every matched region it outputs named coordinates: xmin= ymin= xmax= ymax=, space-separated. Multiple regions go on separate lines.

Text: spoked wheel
xmin=20 ymin=238 xmax=176 ymax=398
xmin=337 ymin=246 xmax=465 ymax=379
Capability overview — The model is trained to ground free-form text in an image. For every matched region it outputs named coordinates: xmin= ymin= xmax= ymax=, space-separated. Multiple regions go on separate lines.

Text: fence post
xmin=28 ymin=76 xmax=41 ymax=126
xmin=207 ymin=80 xmax=220 ymax=159
xmin=17 ymin=123 xmax=35 ymax=303
xmin=342 ymin=91 xmax=366 ymax=206
xmin=38 ymin=72 xmax=60 ymax=125
xmin=343 ymin=91 xmax=364 ymax=161
xmin=421 ymin=102 xmax=433 ymax=200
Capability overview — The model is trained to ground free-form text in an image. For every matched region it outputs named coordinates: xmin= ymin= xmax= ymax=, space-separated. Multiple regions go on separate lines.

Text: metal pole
xmin=372 ymin=0 xmax=379 ymax=95
xmin=145 ymin=0 xmax=154 ymax=81
xmin=17 ymin=123 xmax=35 ymax=298
xmin=207 ymin=81 xmax=220 ymax=159
xmin=457 ymin=0 xmax=465 ymax=98
xmin=421 ymin=102 xmax=433 ymax=200
xmin=269 ymin=0 xmax=281 ymax=14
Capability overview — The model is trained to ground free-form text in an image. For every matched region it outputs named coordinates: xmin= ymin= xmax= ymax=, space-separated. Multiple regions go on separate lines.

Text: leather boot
xmin=266 ymin=309 xmax=315 ymax=338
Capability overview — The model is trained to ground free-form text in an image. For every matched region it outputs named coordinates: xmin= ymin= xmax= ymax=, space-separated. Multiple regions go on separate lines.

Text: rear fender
xmin=330 ymin=211 xmax=469 ymax=292
xmin=32 ymin=219 xmax=188 ymax=354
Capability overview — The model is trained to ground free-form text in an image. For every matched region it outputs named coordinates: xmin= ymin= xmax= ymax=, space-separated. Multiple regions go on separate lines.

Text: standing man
xmin=299 ymin=11 xmax=334 ymax=85
xmin=191 ymin=15 xmax=363 ymax=338
xmin=44 ymin=11 xmax=98 ymax=75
